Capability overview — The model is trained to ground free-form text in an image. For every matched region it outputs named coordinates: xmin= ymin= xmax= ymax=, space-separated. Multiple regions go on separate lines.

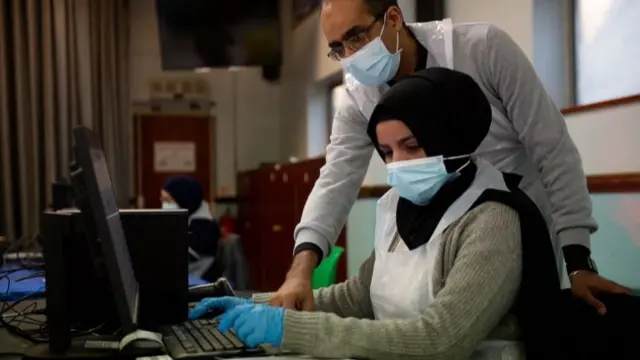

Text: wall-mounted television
xmin=155 ymin=0 xmax=282 ymax=70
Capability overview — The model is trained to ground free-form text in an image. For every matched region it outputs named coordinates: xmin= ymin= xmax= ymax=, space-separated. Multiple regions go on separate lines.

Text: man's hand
xmin=270 ymin=250 xmax=317 ymax=311
xmin=570 ymin=271 xmax=632 ymax=315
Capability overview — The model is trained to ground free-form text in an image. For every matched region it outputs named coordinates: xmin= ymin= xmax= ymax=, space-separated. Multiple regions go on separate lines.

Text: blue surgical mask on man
xmin=340 ymin=15 xmax=402 ymax=86
xmin=387 ymin=156 xmax=468 ymax=205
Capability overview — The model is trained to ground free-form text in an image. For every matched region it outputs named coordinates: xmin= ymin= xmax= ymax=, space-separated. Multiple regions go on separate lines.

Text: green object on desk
xmin=312 ymin=246 xmax=345 ymax=290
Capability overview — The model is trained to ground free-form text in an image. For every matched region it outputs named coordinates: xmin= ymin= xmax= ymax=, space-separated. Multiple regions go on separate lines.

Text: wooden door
xmin=237 ymin=169 xmax=268 ymax=291
xmin=134 ymin=114 xmax=214 ymax=209
xmin=262 ymin=167 xmax=297 ymax=291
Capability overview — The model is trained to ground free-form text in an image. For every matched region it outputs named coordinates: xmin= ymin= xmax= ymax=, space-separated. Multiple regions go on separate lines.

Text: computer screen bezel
xmin=72 ymin=125 xmax=139 ymax=335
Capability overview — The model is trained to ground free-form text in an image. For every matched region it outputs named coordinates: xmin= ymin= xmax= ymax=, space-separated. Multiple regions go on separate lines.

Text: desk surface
xmin=0 ymin=300 xmax=45 ymax=360
xmin=0 ymin=300 xmax=345 ymax=360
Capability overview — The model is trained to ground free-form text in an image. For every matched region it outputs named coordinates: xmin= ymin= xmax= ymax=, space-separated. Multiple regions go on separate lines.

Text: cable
xmin=0 ymin=291 xmax=48 ymax=343
xmin=1 ymin=235 xmax=110 ymax=343
xmin=15 ymin=271 xmax=45 ymax=282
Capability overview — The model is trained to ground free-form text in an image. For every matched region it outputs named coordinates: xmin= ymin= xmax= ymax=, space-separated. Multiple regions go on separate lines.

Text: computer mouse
xmin=187 ymin=277 xmax=236 ymax=302
xmin=120 ymin=338 xmax=165 ymax=357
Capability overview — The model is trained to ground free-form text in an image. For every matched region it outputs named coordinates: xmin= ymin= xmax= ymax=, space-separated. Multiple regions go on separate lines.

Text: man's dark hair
xmin=363 ymin=0 xmax=399 ymax=16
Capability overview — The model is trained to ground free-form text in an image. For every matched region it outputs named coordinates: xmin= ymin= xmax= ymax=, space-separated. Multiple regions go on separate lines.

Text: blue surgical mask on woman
xmin=340 ymin=15 xmax=402 ymax=86
xmin=387 ymin=155 xmax=469 ymax=205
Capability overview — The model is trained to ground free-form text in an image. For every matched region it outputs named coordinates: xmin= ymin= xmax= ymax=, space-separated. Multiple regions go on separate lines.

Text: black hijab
xmin=367 ymin=67 xmax=493 ymax=249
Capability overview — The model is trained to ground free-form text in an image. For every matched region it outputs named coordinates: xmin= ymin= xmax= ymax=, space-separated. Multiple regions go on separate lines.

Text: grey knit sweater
xmin=253 ymin=202 xmax=523 ymax=360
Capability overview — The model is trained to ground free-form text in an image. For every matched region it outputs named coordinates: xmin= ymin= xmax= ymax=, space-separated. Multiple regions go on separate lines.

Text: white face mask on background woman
xmin=162 ymin=202 xmax=179 ymax=210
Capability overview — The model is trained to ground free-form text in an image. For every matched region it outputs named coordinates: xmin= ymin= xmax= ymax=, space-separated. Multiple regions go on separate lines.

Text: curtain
xmin=0 ymin=0 xmax=131 ymax=241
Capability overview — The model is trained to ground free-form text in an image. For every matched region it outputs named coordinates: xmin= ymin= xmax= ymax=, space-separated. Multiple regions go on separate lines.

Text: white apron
xmin=370 ymin=159 xmax=524 ymax=360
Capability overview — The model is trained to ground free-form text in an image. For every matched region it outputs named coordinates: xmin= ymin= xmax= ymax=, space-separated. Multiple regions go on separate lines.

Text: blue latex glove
xmin=189 ymin=296 xmax=251 ymax=320
xmin=219 ymin=304 xmax=284 ymax=348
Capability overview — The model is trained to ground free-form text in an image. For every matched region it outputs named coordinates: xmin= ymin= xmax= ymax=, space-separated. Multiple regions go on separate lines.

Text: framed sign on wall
xmin=293 ymin=0 xmax=321 ymax=27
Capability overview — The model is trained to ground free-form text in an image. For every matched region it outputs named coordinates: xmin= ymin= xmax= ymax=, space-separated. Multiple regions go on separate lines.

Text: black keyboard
xmin=162 ymin=318 xmax=265 ymax=359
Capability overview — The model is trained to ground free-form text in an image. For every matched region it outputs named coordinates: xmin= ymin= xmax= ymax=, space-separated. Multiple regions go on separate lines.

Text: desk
xmin=0 ymin=301 xmax=348 ymax=360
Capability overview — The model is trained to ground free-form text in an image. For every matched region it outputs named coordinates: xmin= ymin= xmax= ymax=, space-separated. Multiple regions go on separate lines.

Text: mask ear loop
xmin=380 ymin=13 xmax=402 ymax=54
xmin=379 ymin=14 xmax=388 ymax=37
xmin=444 ymin=153 xmax=472 ymax=161
xmin=443 ymin=153 xmax=472 ymax=173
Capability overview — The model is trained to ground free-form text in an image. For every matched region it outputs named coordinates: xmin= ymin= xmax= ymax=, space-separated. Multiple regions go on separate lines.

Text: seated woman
xmin=161 ymin=175 xmax=222 ymax=282
xmin=189 ymin=68 xmax=562 ymax=360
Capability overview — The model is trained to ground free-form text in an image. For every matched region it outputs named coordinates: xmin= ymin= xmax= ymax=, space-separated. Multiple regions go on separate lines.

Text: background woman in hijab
xmin=161 ymin=175 xmax=221 ymax=282
xmin=188 ymin=68 xmax=564 ymax=360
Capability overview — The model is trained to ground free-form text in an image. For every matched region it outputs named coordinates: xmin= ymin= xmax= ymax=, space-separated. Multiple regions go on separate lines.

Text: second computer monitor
xmin=72 ymin=125 xmax=139 ymax=335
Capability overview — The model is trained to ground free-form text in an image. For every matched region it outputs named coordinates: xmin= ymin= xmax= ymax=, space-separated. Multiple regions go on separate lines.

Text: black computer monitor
xmin=72 ymin=125 xmax=139 ymax=335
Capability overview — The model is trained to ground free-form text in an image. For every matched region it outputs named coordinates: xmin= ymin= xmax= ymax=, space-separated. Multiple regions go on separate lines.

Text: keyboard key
xmin=210 ymin=328 xmax=234 ymax=349
xmin=191 ymin=330 xmax=213 ymax=352
xmin=226 ymin=330 xmax=245 ymax=349
xmin=202 ymin=328 xmax=225 ymax=351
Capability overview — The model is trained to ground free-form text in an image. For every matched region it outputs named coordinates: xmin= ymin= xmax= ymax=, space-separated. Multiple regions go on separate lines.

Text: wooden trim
xmin=358 ymin=185 xmax=390 ymax=199
xmin=357 ymin=173 xmax=640 ymax=199
xmin=561 ymin=94 xmax=640 ymax=115
xmin=586 ymin=173 xmax=640 ymax=193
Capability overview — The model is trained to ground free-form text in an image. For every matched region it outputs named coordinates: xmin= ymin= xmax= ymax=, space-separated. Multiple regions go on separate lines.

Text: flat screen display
xmin=155 ymin=0 xmax=282 ymax=69
xmin=73 ymin=127 xmax=139 ymax=334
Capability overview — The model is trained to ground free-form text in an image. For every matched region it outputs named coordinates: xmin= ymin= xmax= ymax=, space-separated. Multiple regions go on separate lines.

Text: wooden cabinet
xmin=237 ymin=158 xmax=347 ymax=292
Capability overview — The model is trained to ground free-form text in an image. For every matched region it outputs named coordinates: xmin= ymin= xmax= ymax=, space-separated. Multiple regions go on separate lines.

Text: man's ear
xmin=387 ymin=6 xmax=405 ymax=31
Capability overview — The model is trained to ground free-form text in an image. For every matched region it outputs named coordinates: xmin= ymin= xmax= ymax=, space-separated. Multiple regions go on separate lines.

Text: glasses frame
xmin=327 ymin=13 xmax=386 ymax=61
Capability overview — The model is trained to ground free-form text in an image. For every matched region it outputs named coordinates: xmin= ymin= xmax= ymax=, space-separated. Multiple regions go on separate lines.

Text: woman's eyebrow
xmin=398 ymin=135 xmax=415 ymax=143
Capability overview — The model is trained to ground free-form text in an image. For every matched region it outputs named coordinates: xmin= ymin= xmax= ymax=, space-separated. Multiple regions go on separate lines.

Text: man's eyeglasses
xmin=327 ymin=15 xmax=383 ymax=61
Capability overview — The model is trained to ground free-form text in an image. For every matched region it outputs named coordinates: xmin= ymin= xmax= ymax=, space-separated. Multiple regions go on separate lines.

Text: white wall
xmin=129 ymin=0 xmax=282 ymax=196
xmin=447 ymin=0 xmax=534 ymax=58
xmin=566 ymin=102 xmax=640 ymax=175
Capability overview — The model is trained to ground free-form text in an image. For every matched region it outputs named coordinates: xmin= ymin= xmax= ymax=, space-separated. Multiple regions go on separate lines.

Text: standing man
xmin=272 ymin=0 xmax=629 ymax=313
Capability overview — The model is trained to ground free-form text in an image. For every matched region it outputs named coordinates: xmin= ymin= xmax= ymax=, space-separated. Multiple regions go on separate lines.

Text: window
xmin=574 ymin=0 xmax=640 ymax=105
